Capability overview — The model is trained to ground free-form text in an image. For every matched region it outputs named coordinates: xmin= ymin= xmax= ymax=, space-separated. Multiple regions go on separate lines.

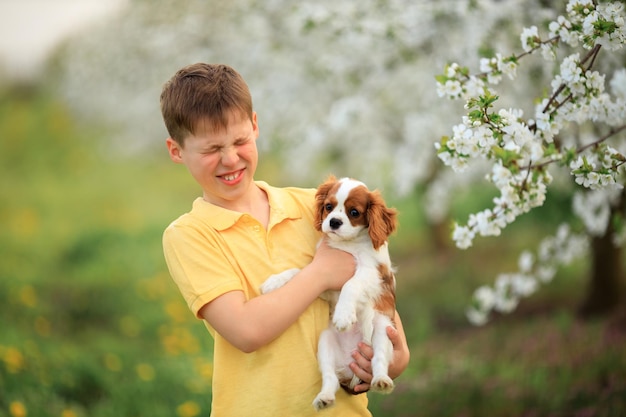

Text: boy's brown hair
xmin=160 ymin=63 xmax=253 ymax=146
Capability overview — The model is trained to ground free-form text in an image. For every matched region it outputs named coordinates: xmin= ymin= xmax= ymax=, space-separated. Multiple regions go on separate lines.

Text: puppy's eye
xmin=349 ymin=209 xmax=360 ymax=218
xmin=325 ymin=203 xmax=334 ymax=212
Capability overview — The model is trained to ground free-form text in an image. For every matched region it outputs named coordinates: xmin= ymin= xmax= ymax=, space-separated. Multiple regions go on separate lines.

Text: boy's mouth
xmin=219 ymin=169 xmax=244 ymax=184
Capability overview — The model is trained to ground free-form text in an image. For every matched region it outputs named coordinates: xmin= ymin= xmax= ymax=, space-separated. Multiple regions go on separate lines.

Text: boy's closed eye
xmin=203 ymin=146 xmax=222 ymax=154
xmin=234 ymin=137 xmax=252 ymax=146
xmin=204 ymin=139 xmax=250 ymax=154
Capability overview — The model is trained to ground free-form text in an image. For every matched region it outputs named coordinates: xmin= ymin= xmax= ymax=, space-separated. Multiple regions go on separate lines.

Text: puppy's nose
xmin=329 ymin=218 xmax=343 ymax=230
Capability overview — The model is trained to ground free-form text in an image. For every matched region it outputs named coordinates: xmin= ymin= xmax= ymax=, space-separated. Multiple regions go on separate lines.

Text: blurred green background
xmin=1 ymin=1 xmax=625 ymax=416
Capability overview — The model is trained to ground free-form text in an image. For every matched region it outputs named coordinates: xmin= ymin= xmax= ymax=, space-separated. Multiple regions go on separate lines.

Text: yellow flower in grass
xmin=2 ymin=347 xmax=25 ymax=373
xmin=19 ymin=285 xmax=37 ymax=308
xmin=135 ymin=274 xmax=168 ymax=300
xmin=160 ymin=332 xmax=180 ymax=356
xmin=194 ymin=358 xmax=213 ymax=381
xmin=104 ymin=353 xmax=122 ymax=372
xmin=9 ymin=401 xmax=27 ymax=417
xmin=176 ymin=401 xmax=200 ymax=417
xmin=179 ymin=328 xmax=200 ymax=355
xmin=160 ymin=326 xmax=200 ymax=356
xmin=119 ymin=315 xmax=140 ymax=338
xmin=12 ymin=208 xmax=39 ymax=240
xmin=135 ymin=363 xmax=155 ymax=381
xmin=34 ymin=317 xmax=51 ymax=337
xmin=61 ymin=409 xmax=78 ymax=417
xmin=165 ymin=301 xmax=188 ymax=323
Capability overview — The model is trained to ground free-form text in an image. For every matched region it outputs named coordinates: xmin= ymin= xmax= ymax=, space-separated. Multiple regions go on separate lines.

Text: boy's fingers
xmin=386 ymin=325 xmax=400 ymax=346
xmin=348 ymin=362 xmax=372 ymax=393
xmin=351 ymin=352 xmax=372 ymax=376
xmin=357 ymin=342 xmax=374 ymax=361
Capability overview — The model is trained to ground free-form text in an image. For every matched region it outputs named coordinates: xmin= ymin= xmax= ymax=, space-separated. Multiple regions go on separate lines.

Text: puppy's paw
xmin=260 ymin=268 xmax=300 ymax=294
xmin=371 ymin=376 xmax=394 ymax=394
xmin=332 ymin=309 xmax=357 ymax=332
xmin=312 ymin=393 xmax=336 ymax=411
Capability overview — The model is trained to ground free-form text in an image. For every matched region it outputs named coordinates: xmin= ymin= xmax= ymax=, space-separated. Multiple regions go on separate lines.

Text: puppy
xmin=261 ymin=175 xmax=398 ymax=411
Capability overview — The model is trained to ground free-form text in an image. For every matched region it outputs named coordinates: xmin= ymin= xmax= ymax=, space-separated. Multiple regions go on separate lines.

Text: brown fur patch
xmin=342 ymin=185 xmax=370 ymax=228
xmin=314 ymin=175 xmax=340 ymax=231
xmin=374 ymin=263 xmax=396 ymax=321
xmin=366 ymin=191 xmax=398 ymax=250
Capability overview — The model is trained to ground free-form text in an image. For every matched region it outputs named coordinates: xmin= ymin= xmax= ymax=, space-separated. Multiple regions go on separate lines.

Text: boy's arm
xmin=198 ymin=242 xmax=354 ymax=353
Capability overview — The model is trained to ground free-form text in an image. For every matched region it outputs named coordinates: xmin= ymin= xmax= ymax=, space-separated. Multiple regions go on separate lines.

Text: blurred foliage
xmin=0 ymin=87 xmax=624 ymax=417
xmin=0 ymin=87 xmax=212 ymax=417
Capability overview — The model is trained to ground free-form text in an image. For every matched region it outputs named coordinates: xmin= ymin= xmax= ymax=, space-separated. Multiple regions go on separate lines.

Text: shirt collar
xmin=191 ymin=181 xmax=304 ymax=231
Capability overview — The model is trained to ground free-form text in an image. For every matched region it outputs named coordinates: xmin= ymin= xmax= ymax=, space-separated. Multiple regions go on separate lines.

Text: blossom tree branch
xmin=435 ymin=0 xmax=626 ymax=325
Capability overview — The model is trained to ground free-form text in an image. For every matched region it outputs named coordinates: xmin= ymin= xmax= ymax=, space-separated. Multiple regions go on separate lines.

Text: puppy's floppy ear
xmin=314 ymin=175 xmax=338 ymax=231
xmin=367 ymin=190 xmax=398 ymax=250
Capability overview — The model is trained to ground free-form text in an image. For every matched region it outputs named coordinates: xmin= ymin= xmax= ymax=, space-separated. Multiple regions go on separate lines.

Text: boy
xmin=160 ymin=63 xmax=409 ymax=416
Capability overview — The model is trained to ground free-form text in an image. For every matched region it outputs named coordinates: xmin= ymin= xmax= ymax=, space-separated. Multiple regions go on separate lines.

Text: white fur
xmin=260 ymin=178 xmax=396 ymax=412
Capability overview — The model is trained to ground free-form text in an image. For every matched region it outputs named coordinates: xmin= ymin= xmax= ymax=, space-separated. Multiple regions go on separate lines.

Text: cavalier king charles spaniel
xmin=261 ymin=175 xmax=398 ymax=411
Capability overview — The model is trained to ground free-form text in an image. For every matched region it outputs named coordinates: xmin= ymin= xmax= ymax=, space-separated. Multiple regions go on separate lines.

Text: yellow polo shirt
xmin=163 ymin=181 xmax=370 ymax=417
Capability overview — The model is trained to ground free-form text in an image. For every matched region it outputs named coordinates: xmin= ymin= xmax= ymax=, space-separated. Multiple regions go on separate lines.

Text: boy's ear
xmin=166 ymin=138 xmax=183 ymax=163
xmin=251 ymin=111 xmax=259 ymax=140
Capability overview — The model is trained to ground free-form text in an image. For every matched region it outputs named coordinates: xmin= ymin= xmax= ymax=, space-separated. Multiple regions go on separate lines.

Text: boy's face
xmin=166 ymin=111 xmax=259 ymax=210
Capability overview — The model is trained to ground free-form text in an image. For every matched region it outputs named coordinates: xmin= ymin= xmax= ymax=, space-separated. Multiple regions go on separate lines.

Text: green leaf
xmin=491 ymin=145 xmax=520 ymax=167
xmin=543 ymin=142 xmax=558 ymax=157
xmin=594 ymin=19 xmax=617 ymax=35
xmin=468 ymin=110 xmax=484 ymax=121
xmin=562 ymin=147 xmax=578 ymax=166
xmin=435 ymin=74 xmax=449 ymax=84
xmin=488 ymin=113 xmax=502 ymax=125
xmin=503 ymin=55 xmax=518 ymax=64
xmin=479 ymin=93 xmax=499 ymax=108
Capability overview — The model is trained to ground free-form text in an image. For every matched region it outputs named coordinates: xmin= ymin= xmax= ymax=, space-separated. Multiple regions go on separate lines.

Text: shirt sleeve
xmin=163 ymin=222 xmax=244 ymax=318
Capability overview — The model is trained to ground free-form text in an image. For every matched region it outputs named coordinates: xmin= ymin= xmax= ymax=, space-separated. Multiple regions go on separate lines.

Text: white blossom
xmin=468 ymin=224 xmax=590 ymax=325
xmin=493 ymin=275 xmax=519 ymax=313
xmin=610 ymin=69 xmax=626 ymax=99
xmin=518 ymin=251 xmax=534 ymax=273
xmin=452 ymin=224 xmax=475 ymax=249
xmin=560 ymin=53 xmax=582 ymax=83
xmin=437 ymin=79 xmax=463 ymax=98
xmin=512 ymin=274 xmax=538 ymax=297
xmin=463 ymin=76 xmax=487 ymax=99
xmin=521 ymin=26 xmax=539 ymax=52
xmin=466 ymin=308 xmax=489 ymax=326
xmin=536 ymin=265 xmax=556 ymax=283
xmin=573 ymin=189 xmax=623 ymax=236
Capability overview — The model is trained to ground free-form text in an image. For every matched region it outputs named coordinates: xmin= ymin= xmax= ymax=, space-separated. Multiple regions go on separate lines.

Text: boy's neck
xmin=205 ymin=183 xmax=270 ymax=228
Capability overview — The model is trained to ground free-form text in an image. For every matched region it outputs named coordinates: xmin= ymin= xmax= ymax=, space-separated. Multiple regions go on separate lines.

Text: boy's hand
xmin=310 ymin=239 xmax=355 ymax=291
xmin=345 ymin=317 xmax=410 ymax=394
xmin=386 ymin=323 xmax=410 ymax=379
xmin=346 ymin=343 xmax=373 ymax=394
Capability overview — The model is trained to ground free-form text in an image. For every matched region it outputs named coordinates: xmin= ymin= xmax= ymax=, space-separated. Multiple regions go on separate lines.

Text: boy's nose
xmin=221 ymin=146 xmax=240 ymax=166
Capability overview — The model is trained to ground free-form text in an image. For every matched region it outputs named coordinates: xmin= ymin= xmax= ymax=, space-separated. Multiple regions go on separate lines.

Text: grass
xmin=0 ymin=88 xmax=624 ymax=417
xmin=370 ymin=309 xmax=626 ymax=417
